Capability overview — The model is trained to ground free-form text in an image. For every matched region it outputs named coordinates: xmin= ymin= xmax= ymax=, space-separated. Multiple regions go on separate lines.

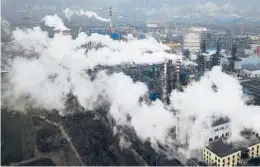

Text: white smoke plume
xmin=63 ymin=8 xmax=109 ymax=22
xmin=42 ymin=14 xmax=70 ymax=31
xmin=3 ymin=16 xmax=178 ymax=150
xmin=170 ymin=66 xmax=260 ymax=153
xmin=3 ymin=14 xmax=260 ymax=163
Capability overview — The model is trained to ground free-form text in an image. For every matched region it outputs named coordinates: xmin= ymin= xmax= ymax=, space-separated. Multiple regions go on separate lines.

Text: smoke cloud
xmin=42 ymin=14 xmax=70 ymax=31
xmin=170 ymin=66 xmax=260 ymax=151
xmin=63 ymin=8 xmax=109 ymax=22
xmin=2 ymin=14 xmax=260 ymax=163
xmin=3 ymin=15 xmax=179 ymax=149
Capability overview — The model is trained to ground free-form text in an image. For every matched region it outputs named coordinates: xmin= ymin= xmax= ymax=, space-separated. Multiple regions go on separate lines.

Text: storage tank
xmin=110 ymin=32 xmax=120 ymax=40
xmin=234 ymin=59 xmax=242 ymax=70
xmin=148 ymin=91 xmax=160 ymax=101
xmin=180 ymin=71 xmax=190 ymax=86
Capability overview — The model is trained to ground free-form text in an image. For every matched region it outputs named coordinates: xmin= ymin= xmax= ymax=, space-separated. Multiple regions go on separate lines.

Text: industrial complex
xmin=2 ymin=3 xmax=260 ymax=166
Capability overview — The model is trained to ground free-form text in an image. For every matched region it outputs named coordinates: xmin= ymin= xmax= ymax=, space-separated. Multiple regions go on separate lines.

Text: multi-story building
xmin=241 ymin=79 xmax=260 ymax=105
xmin=231 ymin=36 xmax=250 ymax=50
xmin=203 ymin=130 xmax=260 ymax=166
xmin=206 ymin=118 xmax=231 ymax=144
xmin=231 ymin=36 xmax=250 ymax=57
xmin=250 ymin=44 xmax=260 ymax=56
xmin=196 ymin=54 xmax=206 ymax=76
xmin=183 ymin=27 xmax=207 ymax=53
xmin=201 ymin=30 xmax=231 ymax=50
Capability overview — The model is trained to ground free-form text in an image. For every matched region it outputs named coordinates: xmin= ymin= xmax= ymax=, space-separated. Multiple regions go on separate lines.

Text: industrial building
xmin=206 ymin=117 xmax=231 ymax=144
xmin=201 ymin=30 xmax=230 ymax=50
xmin=241 ymin=79 xmax=260 ymax=105
xmin=183 ymin=27 xmax=207 ymax=53
xmin=203 ymin=130 xmax=260 ymax=166
xmin=249 ymin=44 xmax=260 ymax=56
xmin=88 ymin=59 xmax=188 ymax=103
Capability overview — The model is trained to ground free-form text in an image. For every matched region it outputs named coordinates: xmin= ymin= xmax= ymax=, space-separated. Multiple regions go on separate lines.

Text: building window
xmin=218 ymin=159 xmax=220 ymax=162
xmin=226 ymin=132 xmax=229 ymax=136
xmin=222 ymin=134 xmax=224 ymax=137
xmin=215 ymin=136 xmax=219 ymax=140
xmin=233 ymin=155 xmax=235 ymax=159
xmin=252 ymin=147 xmax=255 ymax=150
xmin=257 ymin=145 xmax=259 ymax=149
xmin=228 ymin=157 xmax=230 ymax=160
xmin=215 ymin=157 xmax=217 ymax=160
xmin=209 ymin=138 xmax=213 ymax=142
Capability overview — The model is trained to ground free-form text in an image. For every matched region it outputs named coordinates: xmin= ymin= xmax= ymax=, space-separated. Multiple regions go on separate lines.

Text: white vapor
xmin=3 ymin=14 xmax=260 ymax=162
xmin=42 ymin=14 xmax=70 ymax=31
xmin=4 ymin=17 xmax=179 ymax=150
xmin=63 ymin=8 xmax=109 ymax=22
xmin=171 ymin=66 xmax=260 ymax=153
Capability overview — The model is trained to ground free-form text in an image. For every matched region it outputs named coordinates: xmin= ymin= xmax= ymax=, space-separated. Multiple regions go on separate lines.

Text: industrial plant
xmin=1 ymin=1 xmax=260 ymax=166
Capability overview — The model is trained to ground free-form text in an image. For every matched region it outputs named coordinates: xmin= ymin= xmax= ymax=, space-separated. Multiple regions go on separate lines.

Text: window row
xmin=204 ymin=156 xmax=240 ymax=164
xmin=209 ymin=133 xmax=230 ymax=142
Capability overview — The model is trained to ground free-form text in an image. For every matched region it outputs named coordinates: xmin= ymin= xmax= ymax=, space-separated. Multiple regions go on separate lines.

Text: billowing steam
xmin=3 ymin=15 xmax=178 ymax=149
xmin=63 ymin=8 xmax=109 ymax=22
xmin=2 ymin=14 xmax=260 ymax=162
xmin=171 ymin=67 xmax=260 ymax=151
xmin=42 ymin=14 xmax=70 ymax=31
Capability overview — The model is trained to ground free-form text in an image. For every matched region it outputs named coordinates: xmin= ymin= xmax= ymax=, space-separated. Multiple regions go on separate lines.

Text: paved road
xmin=10 ymin=156 xmax=48 ymax=166
xmin=38 ymin=116 xmax=85 ymax=166
xmin=187 ymin=158 xmax=200 ymax=166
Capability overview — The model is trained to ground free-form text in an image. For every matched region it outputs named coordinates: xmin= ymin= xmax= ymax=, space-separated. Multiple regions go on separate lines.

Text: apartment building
xmin=203 ymin=131 xmax=260 ymax=166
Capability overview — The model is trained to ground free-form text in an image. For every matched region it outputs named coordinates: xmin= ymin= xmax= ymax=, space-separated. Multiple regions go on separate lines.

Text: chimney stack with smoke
xmin=175 ymin=59 xmax=182 ymax=91
xmin=109 ymin=6 xmax=113 ymax=28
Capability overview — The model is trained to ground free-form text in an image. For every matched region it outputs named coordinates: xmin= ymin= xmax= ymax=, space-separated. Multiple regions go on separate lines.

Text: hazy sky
xmin=2 ymin=0 xmax=260 ymax=21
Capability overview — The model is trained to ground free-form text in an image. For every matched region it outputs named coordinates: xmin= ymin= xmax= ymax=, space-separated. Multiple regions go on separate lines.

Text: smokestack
xmin=161 ymin=60 xmax=168 ymax=103
xmin=240 ymin=22 xmax=244 ymax=36
xmin=109 ymin=6 xmax=113 ymax=28
xmin=175 ymin=59 xmax=182 ymax=91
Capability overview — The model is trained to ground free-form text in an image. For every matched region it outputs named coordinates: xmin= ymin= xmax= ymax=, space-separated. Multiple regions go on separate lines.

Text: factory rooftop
xmin=212 ymin=117 xmax=230 ymax=127
xmin=207 ymin=140 xmax=240 ymax=157
xmin=206 ymin=130 xmax=260 ymax=157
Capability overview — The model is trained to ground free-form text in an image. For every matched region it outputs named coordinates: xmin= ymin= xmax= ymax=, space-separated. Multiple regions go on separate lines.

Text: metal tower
xmin=175 ymin=59 xmax=182 ymax=91
xmin=240 ymin=22 xmax=244 ymax=36
xmin=109 ymin=6 xmax=113 ymax=28
xmin=161 ymin=60 xmax=168 ymax=103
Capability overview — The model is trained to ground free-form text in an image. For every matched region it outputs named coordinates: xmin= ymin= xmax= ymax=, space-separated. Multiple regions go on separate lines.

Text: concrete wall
xmin=206 ymin=122 xmax=231 ymax=144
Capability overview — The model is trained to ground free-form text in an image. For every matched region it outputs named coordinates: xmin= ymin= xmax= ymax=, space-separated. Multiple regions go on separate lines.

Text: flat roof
xmin=212 ymin=117 xmax=230 ymax=127
xmin=207 ymin=132 xmax=260 ymax=157
xmin=206 ymin=140 xmax=241 ymax=157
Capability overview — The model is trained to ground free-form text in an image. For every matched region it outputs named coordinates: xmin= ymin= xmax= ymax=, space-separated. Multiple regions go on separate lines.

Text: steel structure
xmin=88 ymin=59 xmax=182 ymax=103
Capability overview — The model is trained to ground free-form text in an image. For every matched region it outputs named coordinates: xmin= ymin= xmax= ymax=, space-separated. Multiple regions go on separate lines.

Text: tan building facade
xmin=203 ymin=142 xmax=260 ymax=166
